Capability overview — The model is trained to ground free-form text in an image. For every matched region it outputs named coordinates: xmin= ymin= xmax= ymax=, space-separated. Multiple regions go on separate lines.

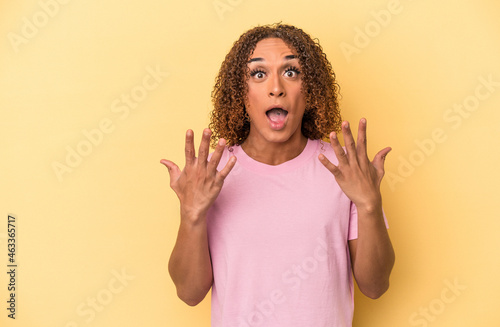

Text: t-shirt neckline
xmin=229 ymin=139 xmax=319 ymax=175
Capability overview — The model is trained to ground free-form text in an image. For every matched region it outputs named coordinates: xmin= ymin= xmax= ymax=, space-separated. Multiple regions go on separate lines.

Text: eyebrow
xmin=247 ymin=54 xmax=298 ymax=63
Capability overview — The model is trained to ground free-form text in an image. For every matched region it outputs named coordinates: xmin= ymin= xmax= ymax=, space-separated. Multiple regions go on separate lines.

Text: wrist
xmin=355 ymin=197 xmax=383 ymax=215
xmin=180 ymin=206 xmax=208 ymax=226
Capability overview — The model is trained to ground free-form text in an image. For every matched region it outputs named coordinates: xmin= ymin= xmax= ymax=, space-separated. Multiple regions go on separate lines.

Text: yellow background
xmin=1 ymin=0 xmax=499 ymax=326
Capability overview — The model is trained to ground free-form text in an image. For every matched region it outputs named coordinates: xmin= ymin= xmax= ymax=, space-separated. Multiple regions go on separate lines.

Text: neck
xmin=241 ymin=133 xmax=308 ymax=165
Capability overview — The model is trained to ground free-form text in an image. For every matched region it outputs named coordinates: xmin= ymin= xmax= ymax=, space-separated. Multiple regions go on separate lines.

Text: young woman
xmin=161 ymin=23 xmax=395 ymax=327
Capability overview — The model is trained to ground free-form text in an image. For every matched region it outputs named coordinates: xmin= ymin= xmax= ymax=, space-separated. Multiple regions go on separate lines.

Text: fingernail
xmin=361 ymin=118 xmax=366 ymax=124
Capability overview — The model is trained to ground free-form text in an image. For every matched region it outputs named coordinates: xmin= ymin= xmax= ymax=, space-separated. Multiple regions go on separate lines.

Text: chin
xmin=264 ymin=130 xmax=300 ymax=144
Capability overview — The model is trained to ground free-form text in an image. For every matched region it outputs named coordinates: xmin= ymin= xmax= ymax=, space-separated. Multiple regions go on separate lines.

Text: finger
xmin=342 ymin=121 xmax=358 ymax=163
xmin=356 ymin=118 xmax=369 ymax=166
xmin=160 ymin=159 xmax=181 ymax=184
xmin=185 ymin=129 xmax=195 ymax=166
xmin=318 ymin=153 xmax=343 ymax=179
xmin=215 ymin=155 xmax=237 ymax=185
xmin=207 ymin=138 xmax=226 ymax=174
xmin=372 ymin=147 xmax=392 ymax=175
xmin=329 ymin=131 xmax=348 ymax=165
xmin=197 ymin=128 xmax=212 ymax=166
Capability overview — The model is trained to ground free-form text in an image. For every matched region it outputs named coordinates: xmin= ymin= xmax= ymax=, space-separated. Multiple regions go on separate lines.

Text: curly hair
xmin=209 ymin=23 xmax=341 ymax=148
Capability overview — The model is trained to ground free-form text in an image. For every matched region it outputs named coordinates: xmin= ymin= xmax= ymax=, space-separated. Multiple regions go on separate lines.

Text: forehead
xmin=249 ymin=38 xmax=297 ymax=61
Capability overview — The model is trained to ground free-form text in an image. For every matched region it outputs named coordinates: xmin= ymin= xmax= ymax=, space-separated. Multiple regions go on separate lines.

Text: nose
xmin=269 ymin=74 xmax=285 ymax=97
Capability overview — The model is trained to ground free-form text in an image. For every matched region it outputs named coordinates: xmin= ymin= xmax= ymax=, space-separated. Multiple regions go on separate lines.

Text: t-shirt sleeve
xmin=347 ymin=202 xmax=389 ymax=241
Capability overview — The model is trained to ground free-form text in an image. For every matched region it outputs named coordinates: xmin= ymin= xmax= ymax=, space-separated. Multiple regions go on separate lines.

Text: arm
xmin=319 ymin=119 xmax=395 ymax=299
xmin=161 ymin=129 xmax=236 ymax=306
xmin=348 ymin=207 xmax=394 ymax=299
xmin=168 ymin=212 xmax=212 ymax=306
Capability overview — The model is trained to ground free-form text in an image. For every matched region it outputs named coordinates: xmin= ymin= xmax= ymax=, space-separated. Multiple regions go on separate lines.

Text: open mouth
xmin=266 ymin=107 xmax=288 ymax=124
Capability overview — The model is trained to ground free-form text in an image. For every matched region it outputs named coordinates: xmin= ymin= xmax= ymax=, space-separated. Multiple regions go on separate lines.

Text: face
xmin=244 ymin=37 xmax=306 ymax=147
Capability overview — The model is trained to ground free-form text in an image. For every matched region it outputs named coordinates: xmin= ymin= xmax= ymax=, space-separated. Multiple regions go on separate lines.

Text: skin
xmin=161 ymin=38 xmax=394 ymax=305
xmin=242 ymin=38 xmax=307 ymax=165
xmin=319 ymin=119 xmax=395 ymax=298
xmin=160 ymin=130 xmax=235 ymax=305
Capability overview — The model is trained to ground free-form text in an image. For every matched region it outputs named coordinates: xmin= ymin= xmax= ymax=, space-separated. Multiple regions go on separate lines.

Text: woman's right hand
xmin=160 ymin=128 xmax=236 ymax=222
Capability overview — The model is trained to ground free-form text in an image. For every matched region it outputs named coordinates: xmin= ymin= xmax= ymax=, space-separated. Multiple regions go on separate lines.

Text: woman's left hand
xmin=318 ymin=118 xmax=391 ymax=212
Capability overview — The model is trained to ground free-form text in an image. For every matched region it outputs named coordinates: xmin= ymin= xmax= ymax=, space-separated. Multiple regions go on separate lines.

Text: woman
xmin=161 ymin=23 xmax=395 ymax=327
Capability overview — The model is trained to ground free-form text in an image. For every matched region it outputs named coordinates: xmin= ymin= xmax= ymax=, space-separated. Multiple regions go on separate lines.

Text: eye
xmin=284 ymin=66 xmax=301 ymax=78
xmin=250 ymin=69 xmax=266 ymax=79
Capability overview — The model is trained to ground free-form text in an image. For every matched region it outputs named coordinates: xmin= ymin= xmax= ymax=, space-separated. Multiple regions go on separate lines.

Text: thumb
xmin=160 ymin=159 xmax=181 ymax=184
xmin=372 ymin=147 xmax=391 ymax=173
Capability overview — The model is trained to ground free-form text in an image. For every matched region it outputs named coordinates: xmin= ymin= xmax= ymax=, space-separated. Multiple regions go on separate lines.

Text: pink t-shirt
xmin=207 ymin=139 xmax=359 ymax=327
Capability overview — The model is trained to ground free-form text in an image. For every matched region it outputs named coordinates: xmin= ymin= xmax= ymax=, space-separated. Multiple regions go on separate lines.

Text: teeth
xmin=267 ymin=108 xmax=286 ymax=114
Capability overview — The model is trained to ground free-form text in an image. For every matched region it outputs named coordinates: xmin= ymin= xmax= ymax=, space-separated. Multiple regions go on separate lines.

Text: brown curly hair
xmin=209 ymin=23 xmax=341 ymax=148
